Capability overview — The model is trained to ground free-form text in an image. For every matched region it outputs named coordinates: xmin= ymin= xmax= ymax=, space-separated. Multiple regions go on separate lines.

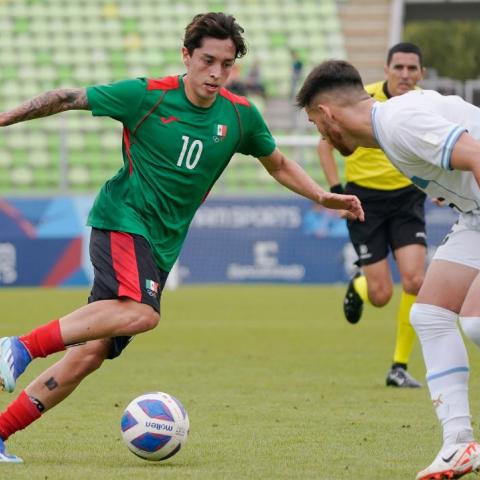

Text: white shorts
xmin=433 ymin=215 xmax=480 ymax=270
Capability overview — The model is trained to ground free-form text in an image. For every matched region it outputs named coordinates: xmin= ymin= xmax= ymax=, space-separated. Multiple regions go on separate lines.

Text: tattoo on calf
xmin=45 ymin=377 xmax=59 ymax=391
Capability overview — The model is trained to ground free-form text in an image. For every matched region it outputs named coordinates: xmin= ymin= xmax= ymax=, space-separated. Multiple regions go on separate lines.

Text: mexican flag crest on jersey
xmin=213 ymin=124 xmax=228 ymax=142
xmin=215 ymin=124 xmax=227 ymax=137
xmin=145 ymin=279 xmax=159 ymax=297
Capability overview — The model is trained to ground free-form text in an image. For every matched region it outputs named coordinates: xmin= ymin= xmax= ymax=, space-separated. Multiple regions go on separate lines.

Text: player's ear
xmin=318 ymin=104 xmax=332 ymax=120
xmin=182 ymin=47 xmax=190 ymax=67
xmin=383 ymin=64 xmax=389 ymax=79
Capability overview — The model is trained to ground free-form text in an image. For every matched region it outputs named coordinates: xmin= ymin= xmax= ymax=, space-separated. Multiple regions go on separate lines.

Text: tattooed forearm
xmin=0 ymin=88 xmax=90 ymax=127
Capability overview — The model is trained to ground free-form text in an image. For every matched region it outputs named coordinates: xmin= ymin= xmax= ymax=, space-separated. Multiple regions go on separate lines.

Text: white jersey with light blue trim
xmin=372 ymin=89 xmax=480 ymax=215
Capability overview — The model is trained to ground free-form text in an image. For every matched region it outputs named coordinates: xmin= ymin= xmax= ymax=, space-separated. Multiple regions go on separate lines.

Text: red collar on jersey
xmin=146 ymin=76 xmax=251 ymax=108
xmin=147 ymin=76 xmax=179 ymax=91
xmin=219 ymin=88 xmax=250 ymax=107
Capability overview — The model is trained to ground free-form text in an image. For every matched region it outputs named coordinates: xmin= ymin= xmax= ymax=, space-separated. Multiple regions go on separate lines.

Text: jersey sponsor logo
xmin=160 ymin=116 xmax=179 ymax=124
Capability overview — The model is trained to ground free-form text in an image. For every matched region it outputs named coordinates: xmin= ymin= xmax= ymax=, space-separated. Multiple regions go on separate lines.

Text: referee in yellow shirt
xmin=318 ymin=42 xmax=427 ymax=388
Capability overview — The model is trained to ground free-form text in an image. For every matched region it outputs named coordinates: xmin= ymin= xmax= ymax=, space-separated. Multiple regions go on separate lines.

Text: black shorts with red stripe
xmin=88 ymin=228 xmax=169 ymax=359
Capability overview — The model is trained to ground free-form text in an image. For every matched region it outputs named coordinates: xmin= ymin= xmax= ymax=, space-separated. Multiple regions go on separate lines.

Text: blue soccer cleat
xmin=0 ymin=337 xmax=32 ymax=393
xmin=0 ymin=438 xmax=23 ymax=463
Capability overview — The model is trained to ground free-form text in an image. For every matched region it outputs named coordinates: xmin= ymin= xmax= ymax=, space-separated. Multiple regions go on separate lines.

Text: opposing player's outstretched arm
xmin=258 ymin=148 xmax=364 ymax=221
xmin=317 ymin=138 xmax=342 ymax=189
xmin=0 ymin=88 xmax=90 ymax=127
xmin=450 ymin=132 xmax=480 ymax=188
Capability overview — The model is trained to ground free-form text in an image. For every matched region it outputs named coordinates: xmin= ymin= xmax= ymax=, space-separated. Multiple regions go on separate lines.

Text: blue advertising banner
xmin=0 ymin=195 xmax=459 ymax=286
xmin=179 ymin=197 xmax=457 ymax=284
xmin=0 ymin=197 xmax=91 ymax=286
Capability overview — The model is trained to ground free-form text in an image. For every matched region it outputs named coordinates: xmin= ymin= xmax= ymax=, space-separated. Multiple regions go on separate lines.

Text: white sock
xmin=460 ymin=316 xmax=480 ymax=348
xmin=410 ymin=303 xmax=473 ymax=446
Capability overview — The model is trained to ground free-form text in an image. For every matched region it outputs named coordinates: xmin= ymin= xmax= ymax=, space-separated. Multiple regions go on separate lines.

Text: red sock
xmin=19 ymin=319 xmax=65 ymax=359
xmin=0 ymin=391 xmax=42 ymax=440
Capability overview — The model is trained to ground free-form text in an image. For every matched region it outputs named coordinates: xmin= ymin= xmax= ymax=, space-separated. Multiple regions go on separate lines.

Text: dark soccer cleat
xmin=343 ymin=272 xmax=364 ymax=324
xmin=386 ymin=366 xmax=422 ymax=388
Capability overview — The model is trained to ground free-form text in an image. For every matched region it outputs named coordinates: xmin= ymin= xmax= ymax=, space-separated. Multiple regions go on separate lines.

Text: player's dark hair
xmin=296 ymin=60 xmax=364 ymax=108
xmin=387 ymin=42 xmax=423 ymax=67
xmin=184 ymin=12 xmax=247 ymax=59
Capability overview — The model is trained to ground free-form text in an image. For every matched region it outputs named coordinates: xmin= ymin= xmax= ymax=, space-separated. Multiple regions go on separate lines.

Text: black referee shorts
xmin=88 ymin=228 xmax=169 ymax=359
xmin=345 ymin=183 xmax=427 ymax=266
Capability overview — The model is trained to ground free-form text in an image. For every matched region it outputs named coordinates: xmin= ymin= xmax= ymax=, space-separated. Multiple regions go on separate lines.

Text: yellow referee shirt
xmin=345 ymin=81 xmax=412 ymax=190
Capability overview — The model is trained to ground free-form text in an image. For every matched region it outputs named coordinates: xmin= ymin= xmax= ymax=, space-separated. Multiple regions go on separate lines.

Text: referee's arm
xmin=0 ymin=88 xmax=90 ymax=127
xmin=317 ymin=138 xmax=344 ymax=194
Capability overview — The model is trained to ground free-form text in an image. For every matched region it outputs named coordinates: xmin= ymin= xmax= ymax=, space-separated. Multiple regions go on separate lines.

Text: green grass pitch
xmin=0 ymin=285 xmax=479 ymax=479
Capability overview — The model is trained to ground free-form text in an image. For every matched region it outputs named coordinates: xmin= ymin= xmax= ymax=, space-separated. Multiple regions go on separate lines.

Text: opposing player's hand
xmin=319 ymin=192 xmax=364 ymax=222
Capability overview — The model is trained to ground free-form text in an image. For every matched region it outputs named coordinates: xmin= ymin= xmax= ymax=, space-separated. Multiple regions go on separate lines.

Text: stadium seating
xmin=0 ymin=0 xmax=345 ymax=193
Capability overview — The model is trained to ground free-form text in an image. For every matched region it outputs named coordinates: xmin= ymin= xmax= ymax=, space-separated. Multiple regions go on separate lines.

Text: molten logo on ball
xmin=120 ymin=392 xmax=189 ymax=461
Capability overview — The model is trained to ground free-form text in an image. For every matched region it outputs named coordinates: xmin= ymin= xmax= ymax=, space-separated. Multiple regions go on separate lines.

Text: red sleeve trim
xmin=147 ymin=76 xmax=180 ymax=91
xmin=219 ymin=88 xmax=251 ymax=107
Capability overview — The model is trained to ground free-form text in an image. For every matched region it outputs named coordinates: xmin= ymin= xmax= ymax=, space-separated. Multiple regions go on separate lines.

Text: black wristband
xmin=329 ymin=184 xmax=344 ymax=194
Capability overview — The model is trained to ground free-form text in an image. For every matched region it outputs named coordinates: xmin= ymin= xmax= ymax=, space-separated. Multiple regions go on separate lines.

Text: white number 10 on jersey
xmin=177 ymin=136 xmax=203 ymax=170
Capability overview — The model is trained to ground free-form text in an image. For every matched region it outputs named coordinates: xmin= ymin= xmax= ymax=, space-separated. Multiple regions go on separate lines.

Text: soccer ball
xmin=120 ymin=392 xmax=189 ymax=461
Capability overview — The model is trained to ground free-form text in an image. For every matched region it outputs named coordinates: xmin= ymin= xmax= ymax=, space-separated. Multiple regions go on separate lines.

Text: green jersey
xmin=86 ymin=75 xmax=276 ymax=271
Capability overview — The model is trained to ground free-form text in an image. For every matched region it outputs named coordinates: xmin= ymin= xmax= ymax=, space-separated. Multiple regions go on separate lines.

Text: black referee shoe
xmin=386 ymin=366 xmax=422 ymax=388
xmin=343 ymin=271 xmax=363 ymax=324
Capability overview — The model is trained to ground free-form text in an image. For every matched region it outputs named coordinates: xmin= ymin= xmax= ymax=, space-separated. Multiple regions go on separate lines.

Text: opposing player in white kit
xmin=297 ymin=59 xmax=480 ymax=480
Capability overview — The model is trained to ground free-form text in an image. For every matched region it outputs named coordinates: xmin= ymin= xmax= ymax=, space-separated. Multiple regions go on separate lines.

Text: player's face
xmin=183 ymin=37 xmax=236 ymax=107
xmin=306 ymin=104 xmax=355 ymax=156
xmin=385 ymin=52 xmax=424 ymax=96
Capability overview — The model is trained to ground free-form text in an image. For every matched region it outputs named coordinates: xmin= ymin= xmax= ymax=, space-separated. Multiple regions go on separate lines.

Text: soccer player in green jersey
xmin=0 ymin=12 xmax=363 ymax=462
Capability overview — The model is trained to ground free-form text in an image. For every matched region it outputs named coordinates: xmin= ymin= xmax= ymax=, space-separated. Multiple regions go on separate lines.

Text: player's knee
xmin=401 ymin=272 xmax=424 ymax=295
xmin=69 ymin=348 xmax=106 ymax=380
xmin=131 ymin=305 xmax=159 ymax=333
xmin=80 ymin=352 xmax=105 ymax=376
xmin=121 ymin=301 xmax=159 ymax=333
xmin=368 ymin=284 xmax=392 ymax=307
xmin=140 ymin=309 xmax=160 ymax=331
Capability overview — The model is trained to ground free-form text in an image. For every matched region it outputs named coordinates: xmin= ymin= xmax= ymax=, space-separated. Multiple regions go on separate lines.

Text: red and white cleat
xmin=416 ymin=442 xmax=480 ymax=480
